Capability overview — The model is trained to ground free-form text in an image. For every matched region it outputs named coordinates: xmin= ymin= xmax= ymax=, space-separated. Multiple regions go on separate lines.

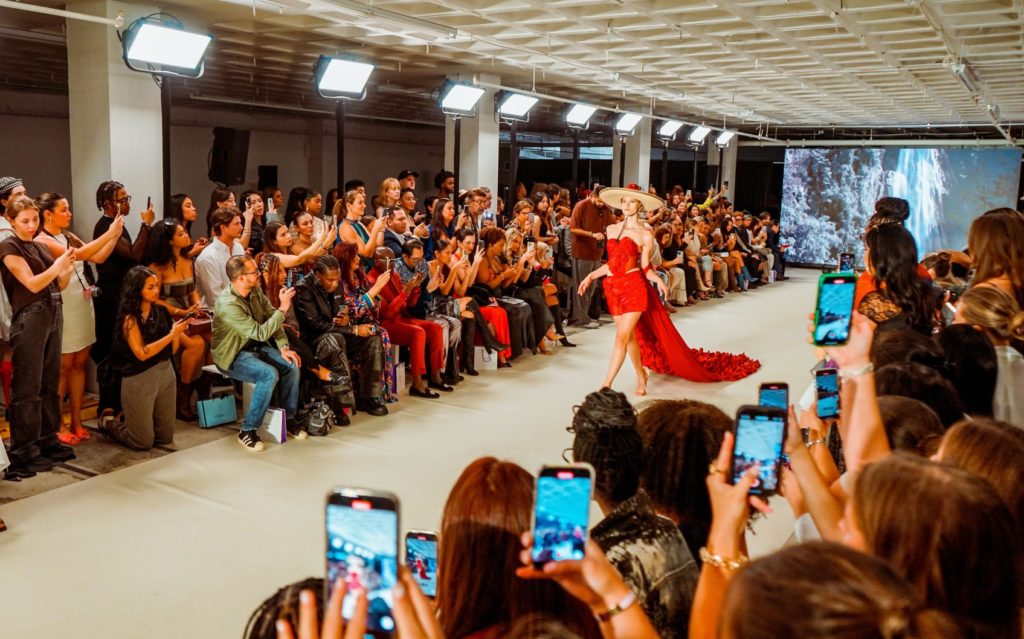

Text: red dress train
xmin=602 ymin=237 xmax=760 ymax=382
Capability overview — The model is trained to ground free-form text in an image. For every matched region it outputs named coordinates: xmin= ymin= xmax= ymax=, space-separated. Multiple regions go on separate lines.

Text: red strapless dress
xmin=602 ymin=237 xmax=760 ymax=382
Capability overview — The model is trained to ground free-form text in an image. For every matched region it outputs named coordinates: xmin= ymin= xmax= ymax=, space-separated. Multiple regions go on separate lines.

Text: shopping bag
xmin=258 ymin=407 xmax=287 ymax=444
xmin=0 ymin=440 xmax=9 ymax=474
xmin=390 ymin=365 xmax=406 ymax=394
xmin=474 ymin=346 xmax=499 ymax=372
xmin=197 ymin=394 xmax=238 ymax=428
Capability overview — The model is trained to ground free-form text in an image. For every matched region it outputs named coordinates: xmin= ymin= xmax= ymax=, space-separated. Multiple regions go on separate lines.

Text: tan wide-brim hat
xmin=598 ymin=184 xmax=665 ymax=212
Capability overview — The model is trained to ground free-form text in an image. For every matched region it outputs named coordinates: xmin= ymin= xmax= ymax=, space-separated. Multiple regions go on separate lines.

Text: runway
xmin=0 ymin=269 xmax=819 ymax=638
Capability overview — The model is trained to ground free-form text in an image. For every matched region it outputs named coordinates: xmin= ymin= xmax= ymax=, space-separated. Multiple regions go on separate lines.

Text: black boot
xmin=176 ymin=379 xmax=196 ymax=421
xmin=467 ymin=300 xmax=507 ymax=353
xmin=442 ymin=344 xmax=463 ymax=385
xmin=460 ymin=321 xmax=479 ymax=376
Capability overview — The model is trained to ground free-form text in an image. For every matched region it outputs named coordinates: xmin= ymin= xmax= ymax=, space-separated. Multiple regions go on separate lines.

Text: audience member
xmin=204 ymin=186 xmax=236 ymax=236
xmin=860 ymin=224 xmax=940 ymax=334
xmin=143 ymin=219 xmax=206 ymax=421
xmin=967 ymin=209 xmax=1024 ymax=308
xmin=437 ymin=457 xmax=601 ymax=639
xmin=1 ymin=194 xmax=78 ymax=480
xmin=954 ymin=286 xmax=1024 ymax=425
xmin=91 ymin=180 xmax=156 ymax=424
xmin=398 ymin=169 xmax=418 ymax=192
xmin=166 ymin=192 xmax=207 ymax=257
xmin=568 ymin=187 xmax=609 ymax=328
xmin=35 ymin=192 xmax=122 ymax=443
xmin=212 ymin=255 xmax=303 ymax=451
xmin=570 ymin=388 xmax=697 ymax=638
xmin=936 ymin=323 xmax=997 ymax=418
xmin=333 ymin=242 xmax=391 ymax=416
xmin=101 ymin=266 xmax=187 ymax=450
xmin=336 ymin=190 xmax=384 ymax=270
xmin=195 ymin=207 xmax=246 ymax=306
xmin=239 ymin=190 xmax=267 ymax=255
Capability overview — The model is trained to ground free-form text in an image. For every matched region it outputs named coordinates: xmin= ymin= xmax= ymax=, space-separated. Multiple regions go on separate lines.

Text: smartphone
xmin=730 ymin=405 xmax=787 ymax=496
xmin=266 ymin=197 xmax=273 ymax=212
xmin=285 ymin=269 xmax=295 ymax=289
xmin=325 ymin=488 xmax=399 ymax=636
xmin=758 ymin=382 xmax=789 ymax=410
xmin=146 ymin=196 xmax=151 ymax=210
xmin=838 ymin=252 xmax=855 ymax=273
xmin=815 ymin=368 xmax=840 ymax=420
xmin=182 ymin=310 xmax=197 ymax=321
xmin=812 ymin=274 xmax=857 ymax=346
xmin=404 ymin=531 xmax=438 ymax=599
xmin=530 ymin=464 xmax=594 ymax=568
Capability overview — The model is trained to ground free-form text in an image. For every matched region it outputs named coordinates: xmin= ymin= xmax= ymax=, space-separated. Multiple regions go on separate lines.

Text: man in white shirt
xmin=195 ymin=207 xmax=245 ymax=305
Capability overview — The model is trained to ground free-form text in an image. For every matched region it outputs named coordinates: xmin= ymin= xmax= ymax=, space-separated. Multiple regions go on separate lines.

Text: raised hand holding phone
xmin=141 ymin=197 xmax=156 ymax=225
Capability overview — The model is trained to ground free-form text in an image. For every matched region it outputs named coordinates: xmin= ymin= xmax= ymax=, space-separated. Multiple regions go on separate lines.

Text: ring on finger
xmin=708 ymin=462 xmax=723 ymax=476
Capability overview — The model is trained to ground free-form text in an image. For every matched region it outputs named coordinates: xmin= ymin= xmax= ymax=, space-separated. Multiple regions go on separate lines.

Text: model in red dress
xmin=579 ymin=186 xmax=759 ymax=393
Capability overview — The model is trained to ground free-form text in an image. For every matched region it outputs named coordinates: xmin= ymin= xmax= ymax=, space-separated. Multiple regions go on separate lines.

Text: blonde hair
xmin=968 ymin=212 xmax=1024 ymax=307
xmin=378 ymin=177 xmax=401 ymax=207
xmin=957 ymin=286 xmax=1024 ymax=342
xmin=504 ymin=227 xmax=523 ymax=261
xmin=3 ymin=194 xmax=36 ymax=220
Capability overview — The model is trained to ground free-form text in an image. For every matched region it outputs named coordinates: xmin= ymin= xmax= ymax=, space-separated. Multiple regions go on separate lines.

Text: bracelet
xmin=595 ymin=591 xmax=637 ymax=622
xmin=699 ymin=547 xmax=749 ymax=571
xmin=806 ymin=438 xmax=826 ymax=449
xmin=839 ymin=362 xmax=874 ymax=379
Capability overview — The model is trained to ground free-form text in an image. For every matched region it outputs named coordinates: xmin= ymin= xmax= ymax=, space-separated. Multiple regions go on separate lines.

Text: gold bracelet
xmin=699 ymin=546 xmax=749 ymax=570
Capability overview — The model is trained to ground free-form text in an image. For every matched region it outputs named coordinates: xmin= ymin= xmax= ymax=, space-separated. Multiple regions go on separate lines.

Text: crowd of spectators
xmin=246 ymin=201 xmax=1024 ymax=639
xmin=4 ymin=168 xmax=1023 ymax=639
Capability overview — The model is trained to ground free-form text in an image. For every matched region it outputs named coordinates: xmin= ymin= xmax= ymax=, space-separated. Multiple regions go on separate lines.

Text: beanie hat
xmin=0 ymin=177 xmax=24 ymax=198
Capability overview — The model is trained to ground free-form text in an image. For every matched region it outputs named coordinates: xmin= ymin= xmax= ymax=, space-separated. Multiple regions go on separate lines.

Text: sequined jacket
xmin=592 ymin=489 xmax=698 ymax=639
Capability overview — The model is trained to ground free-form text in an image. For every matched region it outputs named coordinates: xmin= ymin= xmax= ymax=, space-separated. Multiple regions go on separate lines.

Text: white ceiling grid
xmin=0 ymin=0 xmax=1021 ymax=138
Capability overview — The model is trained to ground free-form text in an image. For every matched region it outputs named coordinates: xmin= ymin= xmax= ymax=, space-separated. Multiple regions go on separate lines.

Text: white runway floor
xmin=1 ymin=269 xmax=819 ymax=639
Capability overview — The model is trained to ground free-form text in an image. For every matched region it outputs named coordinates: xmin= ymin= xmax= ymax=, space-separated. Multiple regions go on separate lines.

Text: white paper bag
xmin=258 ymin=407 xmax=287 ymax=444
xmin=0 ymin=440 xmax=9 ymax=474
xmin=474 ymin=346 xmax=499 ymax=372
xmin=390 ymin=365 xmax=407 ymax=394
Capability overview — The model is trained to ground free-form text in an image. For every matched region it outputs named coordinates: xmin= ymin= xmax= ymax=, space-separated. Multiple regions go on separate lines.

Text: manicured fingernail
xmin=392 ymin=582 xmax=406 ymax=599
xmin=276 ymin=620 xmax=288 ymax=633
xmin=300 ymin=590 xmax=312 ymax=604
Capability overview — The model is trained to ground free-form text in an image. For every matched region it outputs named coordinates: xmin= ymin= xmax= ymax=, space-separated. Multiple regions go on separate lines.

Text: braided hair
xmin=95 ymin=180 xmax=124 ymax=212
xmin=242 ymin=577 xmax=323 ymax=639
xmin=569 ymin=388 xmax=642 ymax=504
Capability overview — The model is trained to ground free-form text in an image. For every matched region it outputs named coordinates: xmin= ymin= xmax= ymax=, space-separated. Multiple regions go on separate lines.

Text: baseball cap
xmin=398 ymin=170 xmax=419 ymax=180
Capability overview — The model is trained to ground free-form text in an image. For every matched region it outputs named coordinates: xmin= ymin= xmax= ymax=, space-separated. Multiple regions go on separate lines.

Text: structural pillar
xmin=719 ymin=139 xmax=738 ymax=201
xmin=443 ymin=73 xmax=499 ymax=200
xmin=66 ymin=1 xmax=163 ymax=239
xmin=609 ymin=111 xmax=652 ymax=188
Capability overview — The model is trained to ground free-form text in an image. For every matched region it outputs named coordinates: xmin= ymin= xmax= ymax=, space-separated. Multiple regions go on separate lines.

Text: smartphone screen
xmin=404 ymin=531 xmax=438 ymax=598
xmin=285 ymin=269 xmax=294 ymax=289
xmin=816 ymin=369 xmax=840 ymax=419
xmin=813 ymin=274 xmax=857 ymax=346
xmin=326 ymin=490 xmax=399 ymax=636
xmin=730 ymin=406 xmax=786 ymax=495
xmin=530 ymin=465 xmax=593 ymax=567
xmin=146 ymin=196 xmax=151 ymax=210
xmin=838 ymin=252 xmax=855 ymax=272
xmin=758 ymin=383 xmax=789 ymax=410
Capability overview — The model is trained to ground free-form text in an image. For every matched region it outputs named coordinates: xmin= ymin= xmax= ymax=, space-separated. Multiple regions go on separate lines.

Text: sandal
xmin=71 ymin=424 xmax=91 ymax=441
xmin=57 ymin=431 xmax=81 ymax=446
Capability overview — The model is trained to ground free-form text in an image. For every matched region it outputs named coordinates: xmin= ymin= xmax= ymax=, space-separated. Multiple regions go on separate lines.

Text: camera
xmin=83 ymin=285 xmax=102 ymax=300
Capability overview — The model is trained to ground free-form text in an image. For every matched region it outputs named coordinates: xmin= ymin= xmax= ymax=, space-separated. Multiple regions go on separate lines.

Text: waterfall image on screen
xmin=780 ymin=148 xmax=1022 ymax=265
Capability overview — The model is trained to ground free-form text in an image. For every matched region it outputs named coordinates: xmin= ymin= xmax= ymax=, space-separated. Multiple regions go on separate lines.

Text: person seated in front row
xmin=212 ymin=255 xmax=304 ymax=451
xmin=195 ymin=207 xmax=246 ymax=306
xmin=368 ymin=247 xmax=450 ymax=398
xmin=101 ymin=266 xmax=189 ymax=450
xmin=332 ymin=242 xmax=392 ymax=416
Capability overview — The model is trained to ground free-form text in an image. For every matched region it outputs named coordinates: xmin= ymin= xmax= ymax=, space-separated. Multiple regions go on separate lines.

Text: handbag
xmin=197 ymin=394 xmax=238 ymax=428
xmin=186 ymin=316 xmax=212 ymax=337
xmin=467 ymin=284 xmax=497 ymax=307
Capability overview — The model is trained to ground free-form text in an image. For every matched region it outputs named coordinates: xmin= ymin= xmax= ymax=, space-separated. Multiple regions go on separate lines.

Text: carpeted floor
xmin=0 ymin=268 xmax=820 ymax=639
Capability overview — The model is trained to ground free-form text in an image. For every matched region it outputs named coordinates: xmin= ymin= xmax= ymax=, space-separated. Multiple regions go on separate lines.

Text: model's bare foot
xmin=635 ymin=369 xmax=649 ymax=396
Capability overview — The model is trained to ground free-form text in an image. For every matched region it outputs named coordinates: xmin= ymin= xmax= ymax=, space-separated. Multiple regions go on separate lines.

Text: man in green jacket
xmin=213 ymin=255 xmax=303 ymax=451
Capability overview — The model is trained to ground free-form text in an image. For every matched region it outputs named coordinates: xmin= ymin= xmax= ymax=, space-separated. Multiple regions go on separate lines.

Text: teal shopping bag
xmin=197 ymin=395 xmax=238 ymax=428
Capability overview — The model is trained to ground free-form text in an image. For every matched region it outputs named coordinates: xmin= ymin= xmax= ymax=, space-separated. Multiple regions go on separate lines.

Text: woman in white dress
xmin=35 ymin=193 xmax=123 ymax=444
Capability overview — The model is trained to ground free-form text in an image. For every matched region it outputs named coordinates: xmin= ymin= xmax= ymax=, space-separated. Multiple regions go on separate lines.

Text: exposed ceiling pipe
xmin=471 ymin=79 xmax=783 ymax=144
xmin=188 ymin=94 xmax=445 ymax=128
xmin=0 ymin=0 xmax=123 ymax=27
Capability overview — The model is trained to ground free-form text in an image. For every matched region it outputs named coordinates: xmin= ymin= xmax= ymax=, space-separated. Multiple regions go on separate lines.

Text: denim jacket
xmin=592 ymin=490 xmax=698 ymax=639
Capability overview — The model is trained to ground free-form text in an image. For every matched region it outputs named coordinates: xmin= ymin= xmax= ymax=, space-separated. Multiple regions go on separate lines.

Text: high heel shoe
xmin=558 ymin=335 xmax=577 ymax=347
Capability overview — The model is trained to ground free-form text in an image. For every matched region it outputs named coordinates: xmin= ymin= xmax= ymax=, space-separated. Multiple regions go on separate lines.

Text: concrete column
xmin=66 ymin=1 xmax=163 ymax=239
xmin=609 ymin=111 xmax=652 ymax=187
xmin=720 ymin=139 xmax=738 ymax=201
xmin=443 ymin=74 xmax=499 ymax=198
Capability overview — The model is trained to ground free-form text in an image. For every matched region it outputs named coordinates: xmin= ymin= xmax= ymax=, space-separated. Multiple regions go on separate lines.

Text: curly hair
xmin=143 ymin=219 xmax=183 ymax=268
xmin=569 ymin=388 xmax=641 ymax=503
